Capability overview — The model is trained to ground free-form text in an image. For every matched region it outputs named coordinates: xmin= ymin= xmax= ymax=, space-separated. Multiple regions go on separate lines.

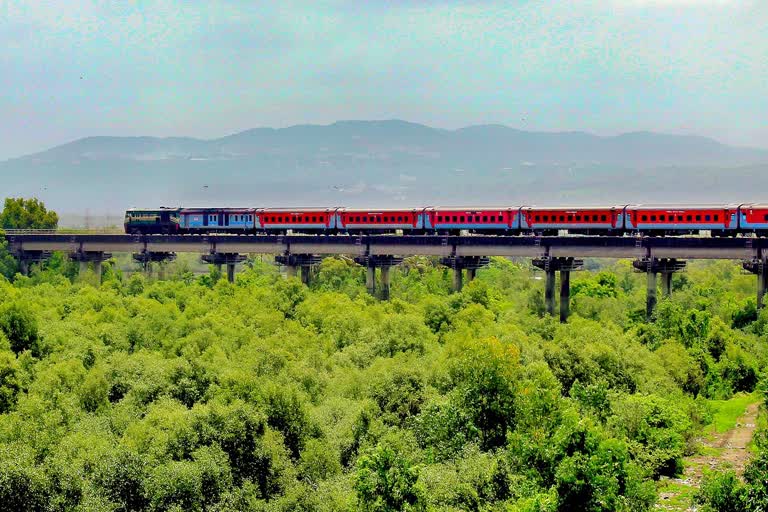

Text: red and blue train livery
xmin=125 ymin=204 xmax=768 ymax=236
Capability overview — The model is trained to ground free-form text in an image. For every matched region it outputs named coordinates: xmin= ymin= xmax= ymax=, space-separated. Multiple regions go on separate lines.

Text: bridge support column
xmin=227 ymin=264 xmax=236 ymax=284
xmin=15 ymin=250 xmax=51 ymax=276
xmin=440 ymin=256 xmax=491 ymax=293
xmin=300 ymin=266 xmax=312 ymax=287
xmin=452 ymin=268 xmax=464 ymax=292
xmin=380 ymin=266 xmax=392 ymax=301
xmin=355 ymin=255 xmax=403 ymax=300
xmin=533 ymin=257 xmax=584 ymax=322
xmin=560 ymin=270 xmax=571 ymax=323
xmin=70 ymin=251 xmax=112 ymax=284
xmin=366 ymin=267 xmax=376 ymax=295
xmin=647 ymin=271 xmax=658 ymax=319
xmin=633 ymin=258 xmax=686 ymax=319
xmin=743 ymin=256 xmax=768 ymax=309
xmin=545 ymin=270 xmax=556 ymax=316
xmin=132 ymin=252 xmax=177 ymax=279
xmin=202 ymin=253 xmax=247 ymax=283
xmin=276 ymin=254 xmax=321 ymax=286
xmin=661 ymin=272 xmax=673 ymax=298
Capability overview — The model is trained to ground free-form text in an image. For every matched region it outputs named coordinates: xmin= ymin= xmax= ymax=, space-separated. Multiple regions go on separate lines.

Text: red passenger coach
xmin=625 ymin=205 xmax=737 ymax=235
xmin=258 ymin=208 xmax=336 ymax=232
xmin=739 ymin=204 xmax=768 ymax=235
xmin=425 ymin=207 xmax=515 ymax=233
xmin=522 ymin=206 xmax=623 ymax=234
xmin=339 ymin=209 xmax=421 ymax=232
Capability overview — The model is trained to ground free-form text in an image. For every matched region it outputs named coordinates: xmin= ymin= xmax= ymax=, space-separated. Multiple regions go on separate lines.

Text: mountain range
xmin=3 ymin=120 xmax=767 ymax=224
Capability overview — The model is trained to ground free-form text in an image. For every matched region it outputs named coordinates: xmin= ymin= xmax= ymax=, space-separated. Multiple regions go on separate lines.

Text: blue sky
xmin=1 ymin=0 xmax=766 ymax=159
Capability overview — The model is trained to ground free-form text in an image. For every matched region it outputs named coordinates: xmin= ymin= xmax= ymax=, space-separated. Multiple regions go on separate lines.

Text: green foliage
xmin=0 ymin=302 xmax=40 ymax=355
xmin=355 ymin=436 xmax=425 ymax=511
xmin=0 ymin=197 xmax=58 ymax=230
xmin=0 ymin=443 xmax=50 ymax=511
xmin=608 ymin=394 xmax=693 ymax=478
xmin=694 ymin=469 xmax=747 ymax=512
xmin=0 ymin=256 xmax=762 ymax=509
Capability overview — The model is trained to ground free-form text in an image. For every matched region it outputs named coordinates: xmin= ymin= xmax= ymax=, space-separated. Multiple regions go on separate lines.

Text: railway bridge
xmin=5 ymin=233 xmax=768 ymax=322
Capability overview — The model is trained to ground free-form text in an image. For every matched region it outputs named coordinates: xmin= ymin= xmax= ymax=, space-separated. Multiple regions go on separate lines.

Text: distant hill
xmin=3 ymin=120 xmax=768 ymax=220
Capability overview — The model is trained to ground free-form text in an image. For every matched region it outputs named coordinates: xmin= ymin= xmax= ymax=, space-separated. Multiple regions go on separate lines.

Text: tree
xmin=0 ymin=303 xmax=39 ymax=355
xmin=0 ymin=198 xmax=58 ymax=230
xmin=0 ymin=230 xmax=18 ymax=279
xmin=355 ymin=439 xmax=424 ymax=512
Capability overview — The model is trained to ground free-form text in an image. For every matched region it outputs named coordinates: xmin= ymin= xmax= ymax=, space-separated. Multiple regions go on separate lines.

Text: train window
xmin=705 ymin=215 xmax=711 ymax=222
xmin=650 ymin=215 xmax=656 ymax=221
xmin=535 ymin=215 xmax=540 ymax=222
xmin=601 ymin=215 xmax=607 ymax=222
xmin=696 ymin=215 xmax=701 ymax=221
xmin=575 ymin=215 xmax=581 ymax=221
xmin=659 ymin=215 xmax=665 ymax=221
xmin=765 ymin=214 xmax=768 ymax=221
xmin=687 ymin=215 xmax=692 ymax=221
xmin=714 ymin=215 xmax=719 ymax=221
xmin=641 ymin=215 xmax=647 ymax=221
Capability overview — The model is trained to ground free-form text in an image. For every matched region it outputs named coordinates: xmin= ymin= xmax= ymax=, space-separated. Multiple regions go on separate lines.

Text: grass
xmin=705 ymin=391 xmax=760 ymax=435
xmin=657 ymin=479 xmax=697 ymax=511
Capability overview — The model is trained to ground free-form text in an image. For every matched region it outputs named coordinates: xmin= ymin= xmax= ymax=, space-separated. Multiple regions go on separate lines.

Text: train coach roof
xmin=260 ymin=207 xmax=339 ymax=212
xmin=429 ymin=206 xmax=521 ymax=211
xmin=627 ymin=203 xmax=740 ymax=209
xmin=342 ymin=208 xmax=423 ymax=212
xmin=523 ymin=205 xmax=626 ymax=210
xmin=180 ymin=207 xmax=256 ymax=212
xmin=126 ymin=207 xmax=181 ymax=211
xmin=740 ymin=204 xmax=768 ymax=209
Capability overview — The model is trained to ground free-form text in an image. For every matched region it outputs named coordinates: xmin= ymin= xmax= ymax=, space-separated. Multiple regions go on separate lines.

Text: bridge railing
xmin=3 ymin=229 xmax=58 ymax=235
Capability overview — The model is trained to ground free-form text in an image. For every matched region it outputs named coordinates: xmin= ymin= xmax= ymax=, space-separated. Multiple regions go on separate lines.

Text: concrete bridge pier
xmin=275 ymin=254 xmax=321 ymax=286
xmin=742 ymin=256 xmax=768 ymax=309
xmin=633 ymin=258 xmax=687 ymax=319
xmin=355 ymin=255 xmax=403 ymax=300
xmin=545 ymin=270 xmax=556 ymax=316
xmin=380 ymin=266 xmax=392 ymax=301
xmin=560 ymin=270 xmax=571 ymax=323
xmin=203 ymin=253 xmax=247 ymax=283
xmin=15 ymin=250 xmax=51 ymax=276
xmin=366 ymin=266 xmax=376 ymax=296
xmin=533 ymin=257 xmax=584 ymax=322
xmin=71 ymin=251 xmax=112 ymax=284
xmin=440 ymin=256 xmax=491 ymax=293
xmin=132 ymin=252 xmax=177 ymax=279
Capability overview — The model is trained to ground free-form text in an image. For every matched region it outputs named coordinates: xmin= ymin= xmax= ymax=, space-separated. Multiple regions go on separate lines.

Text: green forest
xmin=1 ymin=200 xmax=768 ymax=511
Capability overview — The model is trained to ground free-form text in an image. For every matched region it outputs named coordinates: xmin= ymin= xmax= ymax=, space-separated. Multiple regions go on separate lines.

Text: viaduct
xmin=5 ymin=233 xmax=768 ymax=322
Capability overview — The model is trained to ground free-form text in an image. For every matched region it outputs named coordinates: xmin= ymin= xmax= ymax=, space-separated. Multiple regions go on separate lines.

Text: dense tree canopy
xmin=0 ymin=251 xmax=766 ymax=510
xmin=0 ymin=197 xmax=58 ymax=230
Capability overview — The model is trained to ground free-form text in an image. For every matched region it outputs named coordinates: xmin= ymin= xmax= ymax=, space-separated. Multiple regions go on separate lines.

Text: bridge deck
xmin=6 ymin=234 xmax=767 ymax=260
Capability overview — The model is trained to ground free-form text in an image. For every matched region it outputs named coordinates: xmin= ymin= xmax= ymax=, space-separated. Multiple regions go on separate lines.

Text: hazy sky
xmin=1 ymin=0 xmax=766 ymax=159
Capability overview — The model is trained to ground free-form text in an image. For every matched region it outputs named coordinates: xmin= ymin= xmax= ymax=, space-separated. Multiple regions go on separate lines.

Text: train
xmin=124 ymin=204 xmax=768 ymax=237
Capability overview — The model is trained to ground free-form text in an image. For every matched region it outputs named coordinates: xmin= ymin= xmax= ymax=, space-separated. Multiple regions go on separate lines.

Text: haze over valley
xmin=4 ymin=120 xmax=767 ymax=224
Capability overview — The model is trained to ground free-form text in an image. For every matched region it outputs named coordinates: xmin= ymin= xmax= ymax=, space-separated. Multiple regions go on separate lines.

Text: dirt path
xmin=656 ymin=402 xmax=760 ymax=510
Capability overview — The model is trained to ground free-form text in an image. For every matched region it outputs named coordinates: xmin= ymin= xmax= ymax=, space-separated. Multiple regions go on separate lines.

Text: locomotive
xmin=124 ymin=204 xmax=768 ymax=236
